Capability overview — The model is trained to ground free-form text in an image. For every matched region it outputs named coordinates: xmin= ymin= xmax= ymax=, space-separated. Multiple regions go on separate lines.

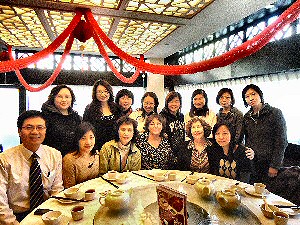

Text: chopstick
xmin=100 ymin=176 xmax=119 ymax=189
xmin=131 ymin=171 xmax=156 ymax=181
xmin=181 ymin=171 xmax=194 ymax=182
xmin=274 ymin=205 xmax=300 ymax=209
xmin=50 ymin=196 xmax=89 ymax=202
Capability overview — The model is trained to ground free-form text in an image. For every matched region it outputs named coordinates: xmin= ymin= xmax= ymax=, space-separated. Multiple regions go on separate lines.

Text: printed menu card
xmin=156 ymin=185 xmax=188 ymax=225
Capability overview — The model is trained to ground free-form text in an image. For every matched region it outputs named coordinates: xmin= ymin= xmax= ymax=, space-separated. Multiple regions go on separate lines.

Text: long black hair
xmin=189 ymin=89 xmax=209 ymax=117
xmin=141 ymin=92 xmax=159 ymax=118
xmin=88 ymin=79 xmax=120 ymax=117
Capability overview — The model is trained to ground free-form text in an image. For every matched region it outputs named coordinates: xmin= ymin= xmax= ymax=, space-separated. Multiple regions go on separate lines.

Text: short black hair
xmin=216 ymin=88 xmax=235 ymax=106
xmin=115 ymin=89 xmax=134 ymax=105
xmin=73 ymin=122 xmax=97 ymax=155
xmin=164 ymin=91 xmax=182 ymax=110
xmin=114 ymin=116 xmax=138 ymax=142
xmin=17 ymin=110 xmax=46 ymax=129
xmin=242 ymin=84 xmax=264 ymax=107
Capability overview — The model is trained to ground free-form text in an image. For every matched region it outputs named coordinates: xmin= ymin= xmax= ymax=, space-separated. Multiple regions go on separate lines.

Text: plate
xmin=148 ymin=169 xmax=163 ymax=177
xmin=103 ymin=173 xmax=117 ymax=181
xmin=245 ymin=186 xmax=270 ymax=197
xmin=57 ymin=198 xmax=79 ymax=204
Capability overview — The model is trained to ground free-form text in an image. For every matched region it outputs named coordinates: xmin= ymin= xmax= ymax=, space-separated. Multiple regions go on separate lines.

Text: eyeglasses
xmin=22 ymin=125 xmax=46 ymax=131
xmin=143 ymin=102 xmax=154 ymax=106
xmin=96 ymin=91 xmax=109 ymax=95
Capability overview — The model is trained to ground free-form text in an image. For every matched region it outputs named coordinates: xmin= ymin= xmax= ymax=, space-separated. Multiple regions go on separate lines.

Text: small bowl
xmin=116 ymin=174 xmax=127 ymax=184
xmin=42 ymin=211 xmax=62 ymax=225
xmin=64 ymin=187 xmax=79 ymax=199
xmin=260 ymin=203 xmax=280 ymax=218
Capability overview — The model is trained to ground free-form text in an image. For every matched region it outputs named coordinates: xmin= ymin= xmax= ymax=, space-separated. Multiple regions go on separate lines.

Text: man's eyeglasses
xmin=22 ymin=125 xmax=46 ymax=131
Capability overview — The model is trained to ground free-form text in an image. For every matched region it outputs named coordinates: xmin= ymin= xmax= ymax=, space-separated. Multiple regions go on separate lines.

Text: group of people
xmin=0 ymin=79 xmax=287 ymax=224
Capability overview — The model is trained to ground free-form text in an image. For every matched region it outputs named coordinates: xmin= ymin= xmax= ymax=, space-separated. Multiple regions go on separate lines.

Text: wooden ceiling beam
xmin=0 ymin=0 xmax=189 ymax=25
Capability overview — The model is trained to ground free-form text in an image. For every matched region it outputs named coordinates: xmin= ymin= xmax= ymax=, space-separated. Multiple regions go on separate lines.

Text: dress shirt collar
xmin=20 ymin=144 xmax=44 ymax=161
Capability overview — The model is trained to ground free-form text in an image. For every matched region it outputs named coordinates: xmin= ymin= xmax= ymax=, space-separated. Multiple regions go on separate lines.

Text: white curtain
xmin=175 ymin=70 xmax=300 ymax=144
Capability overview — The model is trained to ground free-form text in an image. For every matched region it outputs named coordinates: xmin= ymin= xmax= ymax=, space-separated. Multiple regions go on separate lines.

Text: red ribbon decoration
xmin=0 ymin=10 xmax=82 ymax=73
xmin=85 ymin=0 xmax=300 ymax=75
xmin=0 ymin=1 xmax=299 ymax=91
xmin=8 ymin=34 xmax=75 ymax=92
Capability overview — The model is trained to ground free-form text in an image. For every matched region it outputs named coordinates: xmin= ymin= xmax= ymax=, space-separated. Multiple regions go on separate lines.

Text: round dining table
xmin=20 ymin=170 xmax=300 ymax=225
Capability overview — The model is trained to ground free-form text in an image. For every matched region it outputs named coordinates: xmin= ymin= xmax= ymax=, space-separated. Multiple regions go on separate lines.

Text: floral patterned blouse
xmin=136 ymin=132 xmax=177 ymax=170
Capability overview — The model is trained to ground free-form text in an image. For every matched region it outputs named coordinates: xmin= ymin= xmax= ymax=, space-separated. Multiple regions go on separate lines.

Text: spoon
xmin=263 ymin=196 xmax=272 ymax=212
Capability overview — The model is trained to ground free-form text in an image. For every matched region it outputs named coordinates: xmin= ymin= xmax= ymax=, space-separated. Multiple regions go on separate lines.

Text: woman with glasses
xmin=41 ymin=84 xmax=82 ymax=157
xmin=135 ymin=114 xmax=177 ymax=170
xmin=62 ymin=122 xmax=100 ymax=188
xmin=83 ymin=79 xmax=122 ymax=150
xmin=130 ymin=92 xmax=159 ymax=133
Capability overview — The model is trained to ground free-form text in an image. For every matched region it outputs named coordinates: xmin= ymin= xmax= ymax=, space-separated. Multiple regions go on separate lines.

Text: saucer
xmin=148 ymin=169 xmax=162 ymax=177
xmin=57 ymin=192 xmax=84 ymax=204
xmin=245 ymin=186 xmax=270 ymax=197
xmin=103 ymin=173 xmax=118 ymax=181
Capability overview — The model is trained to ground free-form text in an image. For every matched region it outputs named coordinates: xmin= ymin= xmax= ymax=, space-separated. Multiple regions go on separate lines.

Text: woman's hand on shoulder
xmin=245 ymin=147 xmax=254 ymax=160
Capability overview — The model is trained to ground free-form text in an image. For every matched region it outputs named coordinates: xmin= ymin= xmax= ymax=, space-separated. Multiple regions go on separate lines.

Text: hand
xmin=268 ymin=167 xmax=278 ymax=177
xmin=245 ymin=147 xmax=255 ymax=160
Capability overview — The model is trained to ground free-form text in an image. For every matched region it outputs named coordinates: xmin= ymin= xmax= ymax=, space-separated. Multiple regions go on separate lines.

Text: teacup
xmin=254 ymin=183 xmax=266 ymax=194
xmin=168 ymin=171 xmax=176 ymax=181
xmin=108 ymin=170 xmax=117 ymax=179
xmin=116 ymin=174 xmax=127 ymax=184
xmin=186 ymin=175 xmax=198 ymax=184
xmin=84 ymin=189 xmax=96 ymax=201
xmin=273 ymin=211 xmax=289 ymax=225
xmin=42 ymin=211 xmax=62 ymax=225
xmin=71 ymin=205 xmax=84 ymax=221
xmin=64 ymin=187 xmax=79 ymax=199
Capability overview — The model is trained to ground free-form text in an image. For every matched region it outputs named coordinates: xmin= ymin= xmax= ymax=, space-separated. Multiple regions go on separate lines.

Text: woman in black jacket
xmin=83 ymin=79 xmax=121 ymax=150
xmin=41 ymin=84 xmax=82 ymax=156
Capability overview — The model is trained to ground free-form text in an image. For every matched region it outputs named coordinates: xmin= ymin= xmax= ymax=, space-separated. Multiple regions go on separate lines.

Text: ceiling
xmin=0 ymin=0 xmax=275 ymax=59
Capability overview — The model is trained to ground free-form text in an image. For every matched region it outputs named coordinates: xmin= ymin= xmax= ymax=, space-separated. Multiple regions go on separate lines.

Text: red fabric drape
xmin=8 ymin=34 xmax=75 ymax=92
xmin=0 ymin=10 xmax=82 ymax=73
xmin=0 ymin=1 xmax=299 ymax=90
xmin=85 ymin=0 xmax=300 ymax=75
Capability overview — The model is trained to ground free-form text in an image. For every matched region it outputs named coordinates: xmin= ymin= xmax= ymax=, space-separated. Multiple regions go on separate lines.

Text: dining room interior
xmin=0 ymin=0 xmax=300 ymax=224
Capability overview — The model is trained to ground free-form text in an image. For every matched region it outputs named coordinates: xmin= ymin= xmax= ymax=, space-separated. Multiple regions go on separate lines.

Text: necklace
xmin=87 ymin=153 xmax=98 ymax=168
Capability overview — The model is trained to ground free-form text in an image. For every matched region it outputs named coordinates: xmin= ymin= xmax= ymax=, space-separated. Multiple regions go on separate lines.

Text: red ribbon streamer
xmin=0 ymin=10 xmax=82 ymax=73
xmin=84 ymin=14 xmax=142 ymax=83
xmin=8 ymin=34 xmax=75 ymax=92
xmin=85 ymin=0 xmax=300 ymax=75
xmin=0 ymin=1 xmax=299 ymax=90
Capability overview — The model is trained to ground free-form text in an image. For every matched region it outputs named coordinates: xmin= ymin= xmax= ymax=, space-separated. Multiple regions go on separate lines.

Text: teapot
xmin=194 ymin=178 xmax=215 ymax=199
xmin=216 ymin=188 xmax=241 ymax=211
xmin=99 ymin=189 xmax=132 ymax=211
